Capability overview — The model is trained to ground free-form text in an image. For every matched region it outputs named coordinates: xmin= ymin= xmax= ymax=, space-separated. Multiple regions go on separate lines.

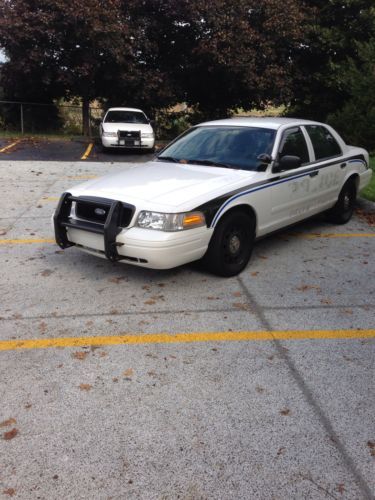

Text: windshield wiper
xmin=157 ymin=156 xmax=179 ymax=163
xmin=187 ymin=159 xmax=239 ymax=169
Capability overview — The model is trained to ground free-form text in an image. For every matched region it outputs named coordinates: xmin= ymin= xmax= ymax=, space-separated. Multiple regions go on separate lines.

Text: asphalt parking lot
xmin=0 ymin=136 xmax=156 ymax=162
xmin=0 ymin=151 xmax=374 ymax=499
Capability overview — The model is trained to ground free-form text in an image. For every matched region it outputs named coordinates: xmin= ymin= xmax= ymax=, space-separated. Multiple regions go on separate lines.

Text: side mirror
xmin=257 ymin=153 xmax=272 ymax=164
xmin=274 ymin=155 xmax=302 ymax=172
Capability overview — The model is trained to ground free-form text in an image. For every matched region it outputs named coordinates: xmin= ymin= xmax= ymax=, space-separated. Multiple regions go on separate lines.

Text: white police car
xmin=99 ymin=107 xmax=155 ymax=151
xmin=54 ymin=118 xmax=371 ymax=276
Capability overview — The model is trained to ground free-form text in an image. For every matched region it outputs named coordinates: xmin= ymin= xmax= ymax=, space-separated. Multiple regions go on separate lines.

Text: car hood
xmin=102 ymin=122 xmax=153 ymax=133
xmin=70 ymin=161 xmax=264 ymax=212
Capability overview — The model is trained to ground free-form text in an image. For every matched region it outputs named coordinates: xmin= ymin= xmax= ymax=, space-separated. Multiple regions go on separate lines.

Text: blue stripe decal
xmin=348 ymin=159 xmax=366 ymax=166
xmin=211 ymin=171 xmax=311 ymax=227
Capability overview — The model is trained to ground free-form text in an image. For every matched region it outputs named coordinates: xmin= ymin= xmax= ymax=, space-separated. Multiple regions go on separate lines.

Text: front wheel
xmin=326 ymin=180 xmax=356 ymax=224
xmin=203 ymin=210 xmax=255 ymax=277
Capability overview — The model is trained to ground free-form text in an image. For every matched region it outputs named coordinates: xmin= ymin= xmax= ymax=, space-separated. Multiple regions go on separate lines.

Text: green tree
xmin=0 ymin=0 xmax=133 ymax=135
xmin=287 ymin=0 xmax=375 ymax=121
xmin=127 ymin=0 xmax=308 ymax=120
xmin=328 ymin=39 xmax=375 ymax=150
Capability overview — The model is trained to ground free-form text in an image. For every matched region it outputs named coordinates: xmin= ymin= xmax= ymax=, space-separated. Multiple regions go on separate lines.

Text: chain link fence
xmin=0 ymin=100 xmax=103 ymax=136
xmin=0 ymin=100 xmax=196 ymax=140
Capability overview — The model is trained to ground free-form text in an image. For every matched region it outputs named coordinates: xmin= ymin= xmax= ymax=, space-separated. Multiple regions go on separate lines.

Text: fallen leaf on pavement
xmin=41 ymin=269 xmax=53 ymax=277
xmin=2 ymin=488 xmax=16 ymax=497
xmin=320 ymin=299 xmax=332 ymax=305
xmin=3 ymin=428 xmax=18 ymax=440
xmin=336 ymin=483 xmax=346 ymax=494
xmin=109 ymin=276 xmax=125 ymax=284
xmin=280 ymin=408 xmax=290 ymax=416
xmin=79 ymin=384 xmax=92 ymax=391
xmin=232 ymin=302 xmax=249 ymax=310
xmin=296 ymin=284 xmax=321 ymax=292
xmin=0 ymin=418 xmax=16 ymax=428
xmin=72 ymin=351 xmax=88 ymax=360
xmin=367 ymin=441 xmax=375 ymax=456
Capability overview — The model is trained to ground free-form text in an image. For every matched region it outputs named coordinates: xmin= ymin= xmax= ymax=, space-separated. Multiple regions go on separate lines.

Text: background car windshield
xmin=104 ymin=111 xmax=149 ymax=124
xmin=159 ymin=126 xmax=276 ymax=170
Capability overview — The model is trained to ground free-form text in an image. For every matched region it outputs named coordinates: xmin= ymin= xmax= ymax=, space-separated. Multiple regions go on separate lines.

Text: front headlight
xmin=103 ymin=131 xmax=117 ymax=137
xmin=136 ymin=211 xmax=206 ymax=231
xmin=141 ymin=132 xmax=154 ymax=138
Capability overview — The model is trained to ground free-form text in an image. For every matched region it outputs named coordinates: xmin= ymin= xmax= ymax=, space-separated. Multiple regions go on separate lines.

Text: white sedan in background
xmin=99 ymin=107 xmax=155 ymax=151
xmin=55 ymin=117 xmax=371 ymax=276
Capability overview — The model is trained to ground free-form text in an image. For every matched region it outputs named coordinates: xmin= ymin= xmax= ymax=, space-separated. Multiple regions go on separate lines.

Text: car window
xmin=158 ymin=126 xmax=276 ymax=171
xmin=279 ymin=127 xmax=309 ymax=165
xmin=104 ymin=111 xmax=149 ymax=124
xmin=305 ymin=125 xmax=342 ymax=160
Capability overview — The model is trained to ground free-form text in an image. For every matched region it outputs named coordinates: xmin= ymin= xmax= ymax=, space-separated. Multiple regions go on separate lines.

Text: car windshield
xmin=104 ymin=111 xmax=149 ymax=124
xmin=158 ymin=126 xmax=276 ymax=171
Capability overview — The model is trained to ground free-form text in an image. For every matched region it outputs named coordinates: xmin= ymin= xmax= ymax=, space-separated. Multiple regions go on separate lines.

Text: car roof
xmin=200 ymin=117 xmax=322 ymax=130
xmin=106 ymin=107 xmax=145 ymax=113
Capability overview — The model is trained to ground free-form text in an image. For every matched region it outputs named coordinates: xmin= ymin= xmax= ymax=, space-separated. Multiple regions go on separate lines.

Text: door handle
xmin=309 ymin=171 xmax=319 ymax=177
xmin=340 ymin=162 xmax=347 ymax=168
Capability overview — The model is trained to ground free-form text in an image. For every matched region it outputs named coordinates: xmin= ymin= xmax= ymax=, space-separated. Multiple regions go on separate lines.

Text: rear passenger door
xmin=303 ymin=125 xmax=345 ymax=207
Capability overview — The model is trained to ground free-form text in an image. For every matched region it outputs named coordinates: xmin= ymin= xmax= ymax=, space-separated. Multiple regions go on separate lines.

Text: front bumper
xmin=102 ymin=136 xmax=155 ymax=149
xmin=54 ymin=193 xmax=211 ymax=269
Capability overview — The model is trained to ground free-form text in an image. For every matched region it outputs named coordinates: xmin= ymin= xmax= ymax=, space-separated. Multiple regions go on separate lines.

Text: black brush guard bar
xmin=54 ymin=192 xmax=134 ymax=262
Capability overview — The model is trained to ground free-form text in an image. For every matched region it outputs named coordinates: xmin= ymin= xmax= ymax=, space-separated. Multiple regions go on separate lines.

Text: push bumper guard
xmin=117 ymin=130 xmax=142 ymax=147
xmin=54 ymin=192 xmax=135 ymax=262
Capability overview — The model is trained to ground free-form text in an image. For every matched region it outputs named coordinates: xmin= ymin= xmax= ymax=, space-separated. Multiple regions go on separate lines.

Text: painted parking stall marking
xmin=0 ymin=139 xmax=22 ymax=153
xmin=80 ymin=142 xmax=94 ymax=160
xmin=0 ymin=232 xmax=374 ymax=247
xmin=0 ymin=329 xmax=374 ymax=352
xmin=0 ymin=238 xmax=55 ymax=245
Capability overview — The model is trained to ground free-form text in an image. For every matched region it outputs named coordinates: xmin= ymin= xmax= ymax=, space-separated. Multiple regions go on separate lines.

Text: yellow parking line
xmin=0 ymin=238 xmax=55 ymax=245
xmin=0 ymin=139 xmax=22 ymax=153
xmin=80 ymin=142 xmax=94 ymax=160
xmin=40 ymin=196 xmax=59 ymax=203
xmin=1 ymin=231 xmax=375 ymax=247
xmin=0 ymin=329 xmax=374 ymax=352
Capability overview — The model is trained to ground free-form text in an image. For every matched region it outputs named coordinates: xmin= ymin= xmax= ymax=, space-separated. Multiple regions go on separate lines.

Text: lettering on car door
xmin=267 ymin=126 xmax=319 ymax=232
xmin=303 ymin=125 xmax=344 ymax=206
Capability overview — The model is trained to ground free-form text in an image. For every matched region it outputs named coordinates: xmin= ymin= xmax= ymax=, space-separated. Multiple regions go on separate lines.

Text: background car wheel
xmin=203 ymin=210 xmax=255 ymax=277
xmin=101 ymin=144 xmax=108 ymax=153
xmin=326 ymin=180 xmax=357 ymax=224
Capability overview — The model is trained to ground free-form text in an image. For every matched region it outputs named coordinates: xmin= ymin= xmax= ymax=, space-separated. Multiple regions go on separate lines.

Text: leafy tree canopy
xmin=0 ymin=0 xmax=309 ymax=131
xmin=287 ymin=0 xmax=375 ymax=120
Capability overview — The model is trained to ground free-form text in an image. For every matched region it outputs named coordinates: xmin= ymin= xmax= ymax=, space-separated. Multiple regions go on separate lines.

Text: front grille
xmin=118 ymin=130 xmax=141 ymax=139
xmin=76 ymin=199 xmax=110 ymax=224
xmin=75 ymin=197 xmax=135 ymax=228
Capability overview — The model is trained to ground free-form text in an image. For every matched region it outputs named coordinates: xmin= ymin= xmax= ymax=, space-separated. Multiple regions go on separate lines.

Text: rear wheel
xmin=203 ymin=210 xmax=255 ymax=277
xmin=326 ymin=180 xmax=356 ymax=224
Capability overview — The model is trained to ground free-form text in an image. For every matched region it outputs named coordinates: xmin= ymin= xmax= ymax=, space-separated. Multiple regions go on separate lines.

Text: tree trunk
xmin=82 ymin=97 xmax=90 ymax=137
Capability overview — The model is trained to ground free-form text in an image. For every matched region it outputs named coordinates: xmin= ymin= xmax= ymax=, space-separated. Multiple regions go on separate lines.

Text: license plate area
xmin=118 ymin=130 xmax=141 ymax=147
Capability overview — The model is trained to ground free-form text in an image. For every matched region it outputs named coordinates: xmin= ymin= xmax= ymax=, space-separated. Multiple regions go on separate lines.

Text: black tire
xmin=326 ymin=180 xmax=356 ymax=224
xmin=203 ymin=210 xmax=255 ymax=277
xmin=101 ymin=144 xmax=108 ymax=153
